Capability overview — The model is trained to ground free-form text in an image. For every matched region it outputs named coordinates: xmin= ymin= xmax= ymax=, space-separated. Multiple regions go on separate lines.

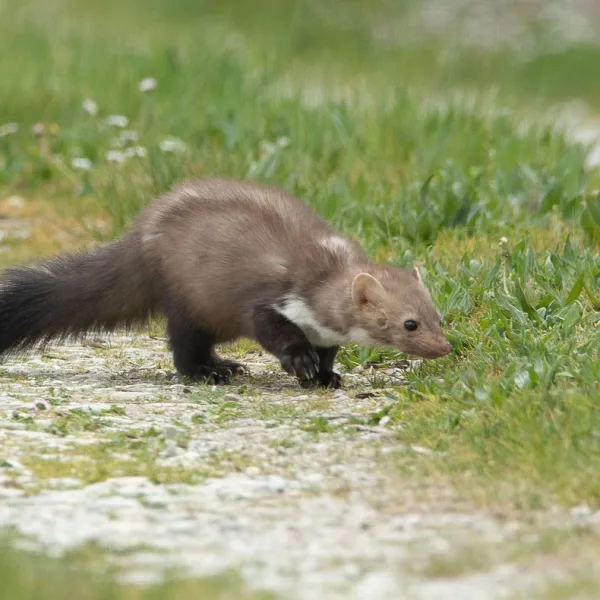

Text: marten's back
xmin=137 ymin=179 xmax=367 ymax=340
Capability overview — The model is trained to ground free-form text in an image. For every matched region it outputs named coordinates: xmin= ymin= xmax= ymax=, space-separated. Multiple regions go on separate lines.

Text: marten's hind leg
xmin=165 ymin=302 xmax=244 ymax=384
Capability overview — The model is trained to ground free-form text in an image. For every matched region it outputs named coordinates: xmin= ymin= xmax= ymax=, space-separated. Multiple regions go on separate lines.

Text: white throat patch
xmin=274 ymin=295 xmax=348 ymax=347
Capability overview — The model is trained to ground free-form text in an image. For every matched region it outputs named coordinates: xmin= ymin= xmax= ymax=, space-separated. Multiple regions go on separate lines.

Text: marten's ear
xmin=412 ymin=266 xmax=422 ymax=283
xmin=352 ymin=273 xmax=385 ymax=308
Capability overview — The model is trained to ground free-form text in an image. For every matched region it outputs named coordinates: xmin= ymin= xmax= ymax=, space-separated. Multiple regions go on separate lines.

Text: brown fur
xmin=0 ymin=178 xmax=451 ymax=387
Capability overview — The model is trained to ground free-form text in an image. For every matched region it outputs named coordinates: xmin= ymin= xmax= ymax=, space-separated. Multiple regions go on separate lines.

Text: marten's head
xmin=349 ymin=266 xmax=452 ymax=359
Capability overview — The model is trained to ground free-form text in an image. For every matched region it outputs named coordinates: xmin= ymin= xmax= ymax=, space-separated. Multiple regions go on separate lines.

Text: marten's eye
xmin=404 ymin=320 xmax=418 ymax=332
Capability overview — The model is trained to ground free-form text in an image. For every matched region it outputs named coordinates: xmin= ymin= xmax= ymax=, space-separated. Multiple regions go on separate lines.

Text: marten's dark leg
xmin=253 ymin=305 xmax=319 ymax=382
xmin=165 ymin=302 xmax=243 ymax=384
xmin=315 ymin=346 xmax=342 ymax=389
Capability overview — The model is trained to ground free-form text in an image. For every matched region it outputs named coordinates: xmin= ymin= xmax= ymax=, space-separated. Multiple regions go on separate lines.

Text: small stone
xmin=571 ymin=504 xmax=592 ymax=519
xmin=15 ymin=474 xmax=32 ymax=486
xmin=110 ymin=391 xmax=145 ymax=401
xmin=302 ymin=472 xmax=324 ymax=485
xmin=265 ymin=475 xmax=286 ymax=494
xmin=46 ymin=477 xmax=82 ymax=490
xmin=162 ymin=425 xmax=187 ymax=443
xmin=245 ymin=466 xmax=260 ymax=477
xmin=378 ymin=415 xmax=391 ymax=427
xmin=92 ymin=496 xmax=140 ymax=511
xmin=343 ymin=563 xmax=361 ymax=579
xmin=141 ymin=494 xmax=169 ymax=509
xmin=0 ymin=487 xmax=25 ymax=498
xmin=0 ymin=421 xmax=27 ymax=431
xmin=160 ymin=440 xmax=178 ymax=459
xmin=223 ymin=393 xmax=243 ymax=403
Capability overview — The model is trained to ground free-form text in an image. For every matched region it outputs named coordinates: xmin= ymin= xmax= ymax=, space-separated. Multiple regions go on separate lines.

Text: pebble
xmin=0 ymin=420 xmax=27 ymax=430
xmin=160 ymin=440 xmax=178 ymax=459
xmin=162 ymin=425 xmax=187 ymax=443
xmin=110 ymin=391 xmax=148 ymax=401
xmin=570 ymin=504 xmax=593 ymax=519
xmin=223 ymin=393 xmax=243 ymax=403
xmin=46 ymin=477 xmax=83 ymax=490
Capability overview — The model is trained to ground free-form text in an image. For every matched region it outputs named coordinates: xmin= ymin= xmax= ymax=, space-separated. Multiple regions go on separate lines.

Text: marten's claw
xmin=320 ymin=370 xmax=342 ymax=389
xmin=215 ymin=358 xmax=247 ymax=375
xmin=300 ymin=370 xmax=343 ymax=390
xmin=183 ymin=365 xmax=230 ymax=385
xmin=280 ymin=347 xmax=320 ymax=381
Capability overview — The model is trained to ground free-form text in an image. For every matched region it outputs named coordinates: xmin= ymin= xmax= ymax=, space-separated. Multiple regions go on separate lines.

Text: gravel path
xmin=1 ymin=334 xmax=599 ymax=599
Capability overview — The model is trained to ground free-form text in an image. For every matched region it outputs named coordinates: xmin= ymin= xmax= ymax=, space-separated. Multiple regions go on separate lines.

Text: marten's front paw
xmin=280 ymin=346 xmax=320 ymax=381
xmin=319 ymin=370 xmax=342 ymax=389
xmin=184 ymin=365 xmax=231 ymax=385
xmin=300 ymin=370 xmax=343 ymax=390
xmin=214 ymin=358 xmax=247 ymax=376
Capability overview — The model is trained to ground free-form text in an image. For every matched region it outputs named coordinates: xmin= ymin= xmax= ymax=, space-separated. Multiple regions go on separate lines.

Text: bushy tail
xmin=0 ymin=231 xmax=159 ymax=357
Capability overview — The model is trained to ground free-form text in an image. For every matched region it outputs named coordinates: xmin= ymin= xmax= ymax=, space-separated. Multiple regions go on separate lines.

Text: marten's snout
xmin=439 ymin=340 xmax=452 ymax=356
xmin=424 ymin=339 xmax=452 ymax=358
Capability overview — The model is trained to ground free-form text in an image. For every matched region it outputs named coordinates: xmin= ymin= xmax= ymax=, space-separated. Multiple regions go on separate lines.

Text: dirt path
xmin=1 ymin=335 xmax=598 ymax=599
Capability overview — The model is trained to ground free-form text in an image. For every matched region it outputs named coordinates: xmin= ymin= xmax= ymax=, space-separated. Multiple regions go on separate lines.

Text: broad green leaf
xmin=565 ymin=273 xmax=585 ymax=306
xmin=515 ymin=280 xmax=540 ymax=322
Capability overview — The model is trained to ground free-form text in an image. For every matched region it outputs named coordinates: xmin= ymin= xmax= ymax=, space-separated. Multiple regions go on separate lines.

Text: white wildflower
xmin=119 ymin=130 xmax=138 ymax=143
xmin=71 ymin=157 xmax=93 ymax=170
xmin=124 ymin=146 xmax=147 ymax=158
xmin=82 ymin=98 xmax=98 ymax=116
xmin=105 ymin=115 xmax=129 ymax=128
xmin=159 ymin=137 xmax=186 ymax=153
xmin=32 ymin=123 xmax=46 ymax=137
xmin=0 ymin=122 xmax=19 ymax=137
xmin=499 ymin=236 xmax=508 ymax=245
xmin=106 ymin=150 xmax=126 ymax=163
xmin=139 ymin=77 xmax=157 ymax=93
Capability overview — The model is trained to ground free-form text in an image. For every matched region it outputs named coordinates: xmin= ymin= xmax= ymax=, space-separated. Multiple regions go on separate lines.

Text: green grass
xmin=2 ymin=0 xmax=600 ymax=540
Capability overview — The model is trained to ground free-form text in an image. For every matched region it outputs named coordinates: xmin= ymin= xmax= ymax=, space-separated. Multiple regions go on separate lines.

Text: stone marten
xmin=0 ymin=178 xmax=452 ymax=388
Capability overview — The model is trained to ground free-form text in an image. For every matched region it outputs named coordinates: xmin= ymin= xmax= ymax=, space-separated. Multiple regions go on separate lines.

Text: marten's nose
xmin=440 ymin=340 xmax=452 ymax=355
